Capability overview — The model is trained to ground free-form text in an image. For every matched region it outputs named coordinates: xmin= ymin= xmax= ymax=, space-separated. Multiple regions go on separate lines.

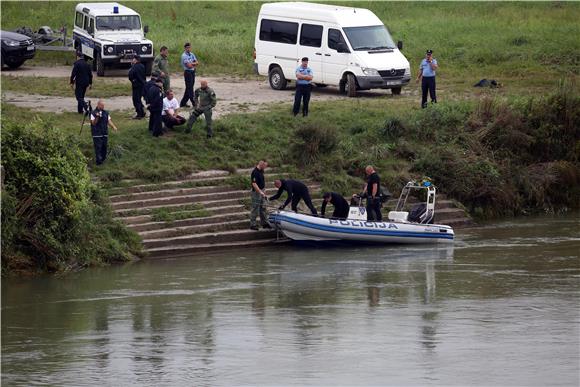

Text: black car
xmin=1 ymin=30 xmax=36 ymax=69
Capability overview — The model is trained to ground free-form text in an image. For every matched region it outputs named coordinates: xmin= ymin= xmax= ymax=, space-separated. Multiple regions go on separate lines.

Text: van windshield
xmin=343 ymin=25 xmax=396 ymax=51
xmin=96 ymin=15 xmax=141 ymax=31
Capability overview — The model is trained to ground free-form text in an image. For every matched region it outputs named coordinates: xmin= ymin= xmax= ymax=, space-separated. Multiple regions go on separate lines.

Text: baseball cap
xmin=184 ymin=42 xmax=191 ymax=48
xmin=426 ymin=49 xmax=433 ymax=54
xmin=301 ymin=57 xmax=309 ymax=62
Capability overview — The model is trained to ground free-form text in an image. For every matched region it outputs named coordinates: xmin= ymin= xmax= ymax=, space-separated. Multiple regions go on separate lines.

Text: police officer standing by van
xmin=70 ymin=51 xmax=93 ymax=114
xmin=293 ymin=57 xmax=313 ymax=117
xmin=90 ymin=100 xmax=118 ymax=165
xmin=128 ymin=55 xmax=146 ymax=119
xmin=417 ymin=49 xmax=438 ymax=108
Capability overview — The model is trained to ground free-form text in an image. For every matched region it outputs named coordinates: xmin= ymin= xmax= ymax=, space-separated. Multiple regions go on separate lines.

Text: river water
xmin=2 ymin=213 xmax=579 ymax=386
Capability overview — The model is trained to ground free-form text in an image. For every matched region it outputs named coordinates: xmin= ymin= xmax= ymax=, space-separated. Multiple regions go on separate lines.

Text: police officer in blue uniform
xmin=146 ymin=79 xmax=164 ymax=137
xmin=90 ymin=100 xmax=118 ymax=165
xmin=293 ymin=57 xmax=313 ymax=117
xmin=180 ymin=42 xmax=198 ymax=108
xmin=70 ymin=51 xmax=93 ymax=114
xmin=417 ymin=49 xmax=439 ymax=108
xmin=128 ymin=55 xmax=146 ymax=119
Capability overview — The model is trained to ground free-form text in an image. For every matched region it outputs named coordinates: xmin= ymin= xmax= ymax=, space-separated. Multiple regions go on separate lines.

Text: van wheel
xmin=391 ymin=87 xmax=402 ymax=95
xmin=96 ymin=52 xmax=105 ymax=77
xmin=268 ymin=67 xmax=287 ymax=90
xmin=345 ymin=73 xmax=357 ymax=97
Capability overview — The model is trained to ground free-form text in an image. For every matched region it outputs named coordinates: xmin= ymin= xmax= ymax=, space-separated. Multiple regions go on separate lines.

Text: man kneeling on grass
xmin=162 ymin=89 xmax=186 ymax=130
xmin=185 ymin=79 xmax=217 ymax=138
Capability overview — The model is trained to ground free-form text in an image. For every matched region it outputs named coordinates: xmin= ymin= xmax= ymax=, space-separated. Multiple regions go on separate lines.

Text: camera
xmin=82 ymin=100 xmax=92 ymax=117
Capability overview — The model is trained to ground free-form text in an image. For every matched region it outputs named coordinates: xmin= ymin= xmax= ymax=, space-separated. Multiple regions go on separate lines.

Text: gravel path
xmin=1 ymin=65 xmax=401 ymax=116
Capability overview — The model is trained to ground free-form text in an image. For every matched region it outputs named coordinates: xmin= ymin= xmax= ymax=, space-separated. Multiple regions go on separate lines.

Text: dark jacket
xmin=321 ymin=192 xmax=350 ymax=219
xmin=128 ymin=62 xmax=146 ymax=89
xmin=90 ymin=109 xmax=109 ymax=137
xmin=269 ymin=179 xmax=310 ymax=209
xmin=147 ymin=83 xmax=163 ymax=112
xmin=70 ymin=58 xmax=93 ymax=87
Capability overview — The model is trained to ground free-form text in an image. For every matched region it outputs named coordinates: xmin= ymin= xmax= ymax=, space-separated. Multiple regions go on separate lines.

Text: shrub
xmin=291 ymin=121 xmax=338 ymax=165
xmin=1 ymin=119 xmax=142 ymax=275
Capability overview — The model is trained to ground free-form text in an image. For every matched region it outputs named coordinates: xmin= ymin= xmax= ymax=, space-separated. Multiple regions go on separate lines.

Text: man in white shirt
xmin=162 ymin=89 xmax=186 ymax=130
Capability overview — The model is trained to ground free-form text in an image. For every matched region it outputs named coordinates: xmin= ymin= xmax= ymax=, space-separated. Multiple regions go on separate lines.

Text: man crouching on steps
xmin=185 ymin=79 xmax=217 ymax=138
xmin=249 ymin=159 xmax=271 ymax=231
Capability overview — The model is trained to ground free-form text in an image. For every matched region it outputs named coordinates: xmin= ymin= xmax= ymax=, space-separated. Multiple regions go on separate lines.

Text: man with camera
xmin=417 ymin=49 xmax=439 ymax=108
xmin=70 ymin=51 xmax=93 ymax=114
xmin=128 ymin=55 xmax=146 ymax=119
xmin=90 ymin=100 xmax=118 ymax=166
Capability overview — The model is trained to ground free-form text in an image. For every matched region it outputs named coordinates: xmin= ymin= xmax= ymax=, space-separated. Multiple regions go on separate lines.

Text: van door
xmin=324 ymin=28 xmax=350 ymax=86
xmin=297 ymin=23 xmax=323 ymax=84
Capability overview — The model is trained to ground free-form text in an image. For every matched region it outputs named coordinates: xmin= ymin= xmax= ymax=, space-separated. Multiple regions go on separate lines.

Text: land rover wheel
xmin=391 ymin=87 xmax=402 ymax=95
xmin=144 ymin=60 xmax=153 ymax=76
xmin=96 ymin=52 xmax=105 ymax=77
xmin=268 ymin=66 xmax=287 ymax=90
xmin=345 ymin=73 xmax=357 ymax=97
xmin=6 ymin=59 xmax=25 ymax=69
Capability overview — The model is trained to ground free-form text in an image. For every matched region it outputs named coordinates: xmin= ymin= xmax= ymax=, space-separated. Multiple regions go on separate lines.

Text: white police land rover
xmin=73 ymin=2 xmax=153 ymax=76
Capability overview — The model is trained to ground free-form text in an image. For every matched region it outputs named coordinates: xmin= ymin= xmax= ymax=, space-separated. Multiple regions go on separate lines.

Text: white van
xmin=253 ymin=2 xmax=411 ymax=97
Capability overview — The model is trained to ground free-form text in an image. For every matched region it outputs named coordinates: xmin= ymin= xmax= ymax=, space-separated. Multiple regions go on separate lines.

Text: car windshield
xmin=96 ymin=15 xmax=141 ymax=31
xmin=343 ymin=25 xmax=396 ymax=51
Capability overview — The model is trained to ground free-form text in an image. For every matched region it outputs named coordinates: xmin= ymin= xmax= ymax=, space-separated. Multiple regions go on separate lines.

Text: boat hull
xmin=269 ymin=211 xmax=454 ymax=244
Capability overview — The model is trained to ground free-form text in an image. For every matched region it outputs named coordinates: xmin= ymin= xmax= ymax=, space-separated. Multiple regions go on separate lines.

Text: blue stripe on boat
xmin=271 ymin=214 xmax=454 ymax=240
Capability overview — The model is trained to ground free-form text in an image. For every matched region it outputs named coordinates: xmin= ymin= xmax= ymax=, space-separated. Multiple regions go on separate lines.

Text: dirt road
xmin=1 ymin=65 xmax=405 ymax=117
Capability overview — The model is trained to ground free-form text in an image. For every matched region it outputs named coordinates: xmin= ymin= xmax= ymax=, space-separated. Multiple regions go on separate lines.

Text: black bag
xmin=408 ymin=203 xmax=427 ymax=222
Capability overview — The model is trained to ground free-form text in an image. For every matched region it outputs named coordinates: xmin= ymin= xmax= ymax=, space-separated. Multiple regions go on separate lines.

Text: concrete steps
xmin=105 ymin=168 xmax=473 ymax=258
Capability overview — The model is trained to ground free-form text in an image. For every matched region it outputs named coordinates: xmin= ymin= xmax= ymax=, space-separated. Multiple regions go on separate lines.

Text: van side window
xmin=88 ymin=18 xmax=95 ymax=35
xmin=259 ymin=19 xmax=298 ymax=45
xmin=75 ymin=12 xmax=84 ymax=28
xmin=300 ymin=24 xmax=323 ymax=47
xmin=83 ymin=14 xmax=89 ymax=30
xmin=328 ymin=28 xmax=346 ymax=50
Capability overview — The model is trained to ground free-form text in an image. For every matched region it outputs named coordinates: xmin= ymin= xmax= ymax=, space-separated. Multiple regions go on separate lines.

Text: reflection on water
xmin=2 ymin=213 xmax=579 ymax=386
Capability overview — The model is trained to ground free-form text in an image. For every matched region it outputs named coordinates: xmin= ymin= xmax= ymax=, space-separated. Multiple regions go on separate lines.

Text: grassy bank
xmin=1 ymin=75 xmax=131 ymax=97
xmin=2 ymin=1 xmax=579 ymax=83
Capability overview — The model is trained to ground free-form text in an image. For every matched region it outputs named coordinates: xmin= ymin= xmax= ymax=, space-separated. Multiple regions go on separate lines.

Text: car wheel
xmin=6 ymin=60 xmax=25 ymax=69
xmin=144 ymin=60 xmax=153 ymax=76
xmin=345 ymin=73 xmax=357 ymax=97
xmin=96 ymin=52 xmax=105 ymax=77
xmin=391 ymin=87 xmax=402 ymax=95
xmin=268 ymin=66 xmax=287 ymax=90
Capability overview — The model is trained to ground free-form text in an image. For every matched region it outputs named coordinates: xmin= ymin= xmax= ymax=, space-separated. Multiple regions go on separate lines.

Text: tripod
xmin=79 ymin=100 xmax=92 ymax=135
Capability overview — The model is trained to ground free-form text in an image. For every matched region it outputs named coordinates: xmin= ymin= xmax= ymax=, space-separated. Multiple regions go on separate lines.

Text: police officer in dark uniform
xmin=90 ymin=100 xmax=118 ymax=165
xmin=146 ymin=79 xmax=164 ymax=137
xmin=321 ymin=192 xmax=350 ymax=220
xmin=363 ymin=165 xmax=382 ymax=221
xmin=70 ymin=51 xmax=93 ymax=114
xmin=269 ymin=179 xmax=318 ymax=215
xmin=128 ymin=55 xmax=146 ymax=119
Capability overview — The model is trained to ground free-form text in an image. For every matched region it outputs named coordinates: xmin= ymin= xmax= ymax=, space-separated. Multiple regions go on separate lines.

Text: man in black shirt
xmin=363 ymin=165 xmax=382 ymax=221
xmin=249 ymin=159 xmax=270 ymax=230
xmin=128 ymin=55 xmax=146 ymax=119
xmin=90 ymin=100 xmax=118 ymax=165
xmin=146 ymin=79 xmax=164 ymax=137
xmin=269 ymin=179 xmax=318 ymax=216
xmin=321 ymin=192 xmax=350 ymax=220
xmin=70 ymin=51 xmax=93 ymax=114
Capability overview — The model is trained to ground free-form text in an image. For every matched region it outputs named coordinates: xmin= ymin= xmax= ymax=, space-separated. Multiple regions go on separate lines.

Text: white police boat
xmin=268 ymin=181 xmax=454 ymax=244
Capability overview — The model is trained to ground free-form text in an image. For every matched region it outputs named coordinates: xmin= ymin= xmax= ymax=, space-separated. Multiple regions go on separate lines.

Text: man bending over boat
xmin=269 ymin=179 xmax=318 ymax=216
xmin=321 ymin=192 xmax=349 ymax=220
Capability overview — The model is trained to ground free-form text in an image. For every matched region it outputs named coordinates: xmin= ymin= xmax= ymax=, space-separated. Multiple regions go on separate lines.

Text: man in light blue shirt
xmin=416 ymin=49 xmax=438 ymax=108
xmin=179 ymin=42 xmax=198 ymax=108
xmin=293 ymin=57 xmax=313 ymax=117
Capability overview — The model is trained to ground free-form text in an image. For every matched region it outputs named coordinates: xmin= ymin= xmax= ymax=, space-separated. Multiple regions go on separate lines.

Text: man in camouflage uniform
xmin=186 ymin=79 xmax=217 ymax=138
xmin=152 ymin=46 xmax=170 ymax=92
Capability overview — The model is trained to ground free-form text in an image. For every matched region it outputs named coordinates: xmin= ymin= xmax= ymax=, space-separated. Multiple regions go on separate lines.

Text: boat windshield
xmin=343 ymin=25 xmax=396 ymax=51
xmin=96 ymin=15 xmax=141 ymax=31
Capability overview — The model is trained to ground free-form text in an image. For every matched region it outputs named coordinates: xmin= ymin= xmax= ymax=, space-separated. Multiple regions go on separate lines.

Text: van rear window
xmin=259 ymin=19 xmax=298 ymax=45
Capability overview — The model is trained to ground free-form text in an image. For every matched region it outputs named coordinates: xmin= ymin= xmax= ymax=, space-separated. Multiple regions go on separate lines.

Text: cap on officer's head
xmin=184 ymin=42 xmax=191 ymax=48
xmin=426 ymin=49 xmax=433 ymax=54
xmin=133 ymin=54 xmax=140 ymax=61
xmin=76 ymin=50 xmax=83 ymax=58
xmin=301 ymin=57 xmax=309 ymax=62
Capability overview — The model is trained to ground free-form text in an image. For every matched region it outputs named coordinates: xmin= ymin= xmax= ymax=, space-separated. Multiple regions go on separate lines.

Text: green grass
xmin=150 ymin=204 xmax=210 ymax=222
xmin=2 ymin=1 xmax=578 ymax=81
xmin=1 ymin=75 xmax=131 ymax=97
